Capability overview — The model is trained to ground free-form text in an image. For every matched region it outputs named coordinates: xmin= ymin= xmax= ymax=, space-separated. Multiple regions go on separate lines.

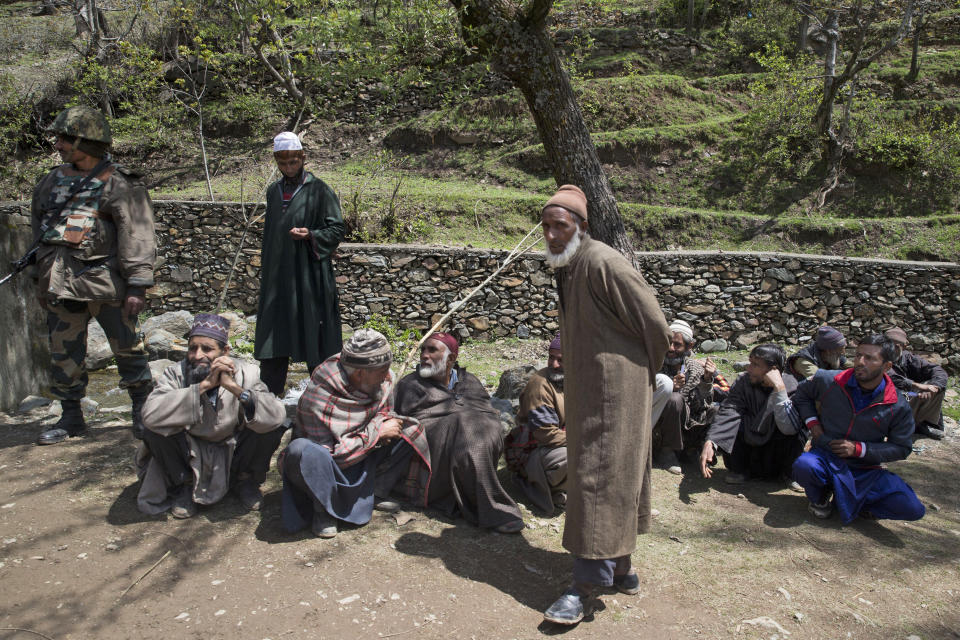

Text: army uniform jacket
xmin=31 ymin=163 xmax=156 ymax=301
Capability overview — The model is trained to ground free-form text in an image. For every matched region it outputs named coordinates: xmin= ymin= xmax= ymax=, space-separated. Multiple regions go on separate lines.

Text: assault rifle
xmin=0 ymin=158 xmax=111 ymax=288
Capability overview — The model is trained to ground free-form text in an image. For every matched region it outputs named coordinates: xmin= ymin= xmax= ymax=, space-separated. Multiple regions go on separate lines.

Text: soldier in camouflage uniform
xmin=31 ymin=105 xmax=156 ymax=445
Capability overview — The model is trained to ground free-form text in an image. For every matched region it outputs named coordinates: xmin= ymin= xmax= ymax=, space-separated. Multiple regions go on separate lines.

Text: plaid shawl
xmin=293 ymin=355 xmax=431 ymax=503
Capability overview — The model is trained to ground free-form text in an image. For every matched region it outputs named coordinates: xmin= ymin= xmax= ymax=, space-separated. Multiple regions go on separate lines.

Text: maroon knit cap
xmin=542 ymin=184 xmax=588 ymax=221
xmin=189 ymin=313 xmax=230 ymax=344
xmin=884 ymin=327 xmax=909 ymax=346
xmin=427 ymin=332 xmax=459 ymax=360
xmin=548 ymin=333 xmax=561 ymax=352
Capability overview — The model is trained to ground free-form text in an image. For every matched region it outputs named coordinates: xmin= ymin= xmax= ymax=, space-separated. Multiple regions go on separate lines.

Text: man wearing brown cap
xmin=279 ymin=329 xmax=430 ymax=538
xmin=540 ymin=185 xmax=671 ymax=625
xmin=884 ymin=327 xmax=948 ymax=439
xmin=137 ymin=313 xmax=287 ymax=518
xmin=393 ymin=332 xmax=525 ymax=534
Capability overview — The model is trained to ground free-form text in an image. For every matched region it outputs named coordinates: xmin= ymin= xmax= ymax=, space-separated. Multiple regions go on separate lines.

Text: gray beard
xmin=663 ymin=353 xmax=688 ymax=367
xmin=417 ymin=352 xmax=449 ymax=379
xmin=546 ymin=369 xmax=564 ymax=389
xmin=545 ymin=231 xmax=584 ymax=269
xmin=188 ymin=362 xmax=211 ymax=384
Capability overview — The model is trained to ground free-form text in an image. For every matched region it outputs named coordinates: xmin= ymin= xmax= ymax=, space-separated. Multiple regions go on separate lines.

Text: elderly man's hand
xmin=288 ymin=227 xmax=310 ymax=240
xmin=829 ymin=439 xmax=857 ymax=458
xmin=699 ymin=441 xmax=715 ymax=479
xmin=914 ymin=382 xmax=939 ymax=399
xmin=213 ymin=356 xmax=242 ymax=397
xmin=703 ymin=357 xmax=716 ymax=381
xmin=673 ymin=372 xmax=686 ymax=389
xmin=380 ymin=418 xmax=403 ymax=442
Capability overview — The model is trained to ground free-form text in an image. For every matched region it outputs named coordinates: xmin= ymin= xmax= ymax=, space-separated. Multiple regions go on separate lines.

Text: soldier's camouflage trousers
xmin=47 ymin=299 xmax=153 ymax=401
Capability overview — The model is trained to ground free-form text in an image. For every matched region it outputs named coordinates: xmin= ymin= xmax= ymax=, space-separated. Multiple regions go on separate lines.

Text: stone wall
xmin=147 ymin=201 xmax=960 ymax=370
xmin=4 ymin=200 xmax=960 ymax=379
xmin=0 ymin=204 xmax=49 ymax=411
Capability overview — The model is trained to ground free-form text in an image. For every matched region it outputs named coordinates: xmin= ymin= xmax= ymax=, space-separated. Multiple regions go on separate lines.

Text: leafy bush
xmin=362 ymin=313 xmax=422 ymax=363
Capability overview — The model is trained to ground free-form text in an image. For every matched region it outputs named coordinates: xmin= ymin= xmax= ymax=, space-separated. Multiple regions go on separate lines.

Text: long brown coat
xmin=557 ymin=237 xmax=670 ymax=559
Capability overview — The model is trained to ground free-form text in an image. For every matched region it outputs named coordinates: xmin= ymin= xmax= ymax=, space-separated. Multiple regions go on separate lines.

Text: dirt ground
xmin=1 ymin=389 xmax=959 ymax=639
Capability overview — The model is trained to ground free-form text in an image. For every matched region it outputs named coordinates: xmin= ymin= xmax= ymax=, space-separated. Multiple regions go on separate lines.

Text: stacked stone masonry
xmin=3 ymin=201 xmax=959 ymax=370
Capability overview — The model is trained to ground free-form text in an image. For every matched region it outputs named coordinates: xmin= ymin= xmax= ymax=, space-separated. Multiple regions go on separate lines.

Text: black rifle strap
xmin=34 ymin=157 xmax=113 ymax=240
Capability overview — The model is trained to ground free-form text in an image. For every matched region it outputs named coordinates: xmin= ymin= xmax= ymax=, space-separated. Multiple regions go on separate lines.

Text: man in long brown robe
xmin=393 ymin=332 xmax=525 ymax=534
xmin=540 ymin=185 xmax=671 ymax=625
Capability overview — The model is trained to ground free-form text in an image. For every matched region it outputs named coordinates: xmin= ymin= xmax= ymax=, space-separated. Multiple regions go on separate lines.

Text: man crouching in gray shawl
xmin=278 ymin=329 xmax=431 ymax=538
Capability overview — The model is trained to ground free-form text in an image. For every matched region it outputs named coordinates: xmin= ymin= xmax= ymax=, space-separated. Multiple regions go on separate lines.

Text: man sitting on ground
xmin=884 ymin=327 xmax=949 ymax=440
xmin=137 ymin=313 xmax=287 ymax=518
xmin=699 ymin=344 xmax=805 ymax=490
xmin=653 ymin=319 xmax=718 ymax=475
xmin=505 ymin=334 xmax=567 ymax=514
xmin=787 ymin=325 xmax=848 ymax=381
xmin=278 ymin=329 xmax=430 ymax=538
xmin=792 ymin=334 xmax=925 ymax=523
xmin=394 ymin=332 xmax=525 ymax=533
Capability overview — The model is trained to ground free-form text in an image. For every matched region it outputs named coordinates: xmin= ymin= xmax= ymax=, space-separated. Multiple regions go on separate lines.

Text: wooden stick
xmin=0 ymin=628 xmax=57 ymax=640
xmin=117 ymin=550 xmax=172 ymax=600
xmin=392 ymin=224 xmax=543 ymax=379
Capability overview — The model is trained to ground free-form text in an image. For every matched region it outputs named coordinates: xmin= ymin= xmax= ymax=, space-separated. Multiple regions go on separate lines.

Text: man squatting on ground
xmin=505 ymin=334 xmax=567 ymax=514
xmin=699 ymin=344 xmax=805 ymax=491
xmin=792 ymin=334 xmax=925 ymax=523
xmin=787 ymin=325 xmax=848 ymax=381
xmin=885 ymin=327 xmax=949 ymax=440
xmin=394 ymin=332 xmax=526 ymax=534
xmin=279 ymin=329 xmax=430 ymax=539
xmin=539 ymin=185 xmax=671 ymax=625
xmin=137 ymin=313 xmax=287 ymax=518
xmin=651 ymin=319 xmax=719 ymax=475
xmin=31 ymin=105 xmax=156 ymax=445
xmin=254 ymin=132 xmax=345 ymax=396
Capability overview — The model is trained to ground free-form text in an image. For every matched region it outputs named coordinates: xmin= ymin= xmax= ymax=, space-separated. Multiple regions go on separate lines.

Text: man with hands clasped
xmin=791 ymin=334 xmax=925 ymax=523
xmin=136 ymin=313 xmax=287 ymax=518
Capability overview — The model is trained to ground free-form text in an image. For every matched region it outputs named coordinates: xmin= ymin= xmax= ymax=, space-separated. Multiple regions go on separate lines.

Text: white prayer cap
xmin=273 ymin=131 xmax=302 ymax=152
xmin=669 ymin=319 xmax=694 ymax=344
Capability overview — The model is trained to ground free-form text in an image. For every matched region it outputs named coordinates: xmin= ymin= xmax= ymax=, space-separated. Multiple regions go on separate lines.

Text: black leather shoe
xmin=543 ymin=587 xmax=587 ymax=625
xmin=37 ymin=427 xmax=85 ymax=445
xmin=613 ymin=571 xmax=641 ymax=595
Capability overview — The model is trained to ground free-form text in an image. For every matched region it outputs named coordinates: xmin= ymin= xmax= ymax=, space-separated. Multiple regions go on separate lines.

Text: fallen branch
xmin=117 ymin=550 xmax=172 ymax=600
xmin=0 ymin=628 xmax=57 ymax=640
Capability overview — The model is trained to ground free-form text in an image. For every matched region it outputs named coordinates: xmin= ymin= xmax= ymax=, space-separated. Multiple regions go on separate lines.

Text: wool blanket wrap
xmin=282 ymin=355 xmax=431 ymax=500
xmin=394 ymin=367 xmax=523 ymax=529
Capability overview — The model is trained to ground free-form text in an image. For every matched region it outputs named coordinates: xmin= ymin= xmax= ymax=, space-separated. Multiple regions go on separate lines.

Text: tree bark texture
xmin=449 ymin=0 xmax=634 ymax=261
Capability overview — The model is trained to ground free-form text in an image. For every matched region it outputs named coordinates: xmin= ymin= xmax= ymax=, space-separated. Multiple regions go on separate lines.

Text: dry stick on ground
xmin=117 ymin=549 xmax=172 ymax=600
xmin=0 ymin=629 xmax=56 ymax=640
xmin=393 ymin=222 xmax=544 ymax=379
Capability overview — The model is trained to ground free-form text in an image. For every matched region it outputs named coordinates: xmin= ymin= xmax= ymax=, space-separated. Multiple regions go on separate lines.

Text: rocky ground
xmin=1 ymin=318 xmax=959 ymax=639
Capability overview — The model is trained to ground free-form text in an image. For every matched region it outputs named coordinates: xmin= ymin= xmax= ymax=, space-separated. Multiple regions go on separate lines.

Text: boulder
xmin=17 ymin=395 xmax=52 ymax=413
xmin=282 ymin=378 xmax=310 ymax=419
xmin=700 ymin=338 xmax=728 ymax=353
xmin=142 ymin=310 xmax=194 ymax=339
xmin=494 ymin=365 xmax=537 ymax=400
xmin=489 ymin=396 xmax=517 ymax=436
xmin=85 ymin=320 xmax=114 ymax=370
xmin=149 ymin=358 xmax=177 ymax=380
xmin=734 ymin=331 xmax=763 ymax=349
xmin=220 ymin=311 xmax=248 ymax=337
xmin=145 ymin=329 xmax=188 ymax=361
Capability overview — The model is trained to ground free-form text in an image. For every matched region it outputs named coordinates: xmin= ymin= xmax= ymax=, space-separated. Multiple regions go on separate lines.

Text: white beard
xmin=417 ymin=351 xmax=450 ymax=379
xmin=545 ymin=231 xmax=584 ymax=269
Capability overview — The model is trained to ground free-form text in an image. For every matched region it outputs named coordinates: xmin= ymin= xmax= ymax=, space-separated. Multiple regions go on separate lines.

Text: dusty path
xmin=1 ymin=407 xmax=958 ymax=639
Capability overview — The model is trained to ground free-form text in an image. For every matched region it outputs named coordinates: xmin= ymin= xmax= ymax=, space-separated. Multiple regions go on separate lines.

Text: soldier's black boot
xmin=37 ymin=399 xmax=87 ymax=445
xmin=130 ymin=388 xmax=151 ymax=440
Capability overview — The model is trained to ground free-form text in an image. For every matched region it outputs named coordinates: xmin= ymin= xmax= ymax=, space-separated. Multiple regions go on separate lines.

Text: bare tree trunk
xmin=906 ymin=13 xmax=925 ymax=82
xmin=687 ymin=0 xmax=695 ymax=36
xmin=197 ymin=105 xmax=214 ymax=201
xmin=815 ymin=9 xmax=840 ymax=145
xmin=449 ymin=0 xmax=634 ymax=261
xmin=799 ymin=13 xmax=809 ymax=52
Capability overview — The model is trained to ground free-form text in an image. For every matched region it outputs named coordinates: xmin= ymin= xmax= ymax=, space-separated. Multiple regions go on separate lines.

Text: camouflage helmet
xmin=48 ymin=106 xmax=112 ymax=145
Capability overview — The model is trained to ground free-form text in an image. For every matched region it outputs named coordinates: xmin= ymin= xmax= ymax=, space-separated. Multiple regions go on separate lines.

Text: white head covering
xmin=273 ymin=131 xmax=302 ymax=152
xmin=669 ymin=319 xmax=694 ymax=344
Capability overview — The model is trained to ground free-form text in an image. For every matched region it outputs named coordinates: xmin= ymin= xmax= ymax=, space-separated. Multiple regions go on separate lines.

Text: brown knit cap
xmin=542 ymin=184 xmax=588 ymax=221
xmin=884 ymin=327 xmax=909 ymax=346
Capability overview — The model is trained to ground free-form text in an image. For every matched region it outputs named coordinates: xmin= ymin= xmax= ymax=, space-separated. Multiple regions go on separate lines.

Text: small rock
xmin=778 ymin=587 xmax=791 ymax=601
xmin=174 ymin=612 xmax=189 ymax=621
xmin=793 ymin=612 xmax=804 ymax=623
xmin=736 ymin=493 xmax=746 ymax=499
xmin=76 ymin=553 xmax=88 ymax=559
xmin=733 ymin=361 xmax=750 ymax=372
xmin=669 ymin=535 xmax=683 ymax=543
xmin=928 ymin=502 xmax=941 ymax=512
xmin=105 ymin=543 xmax=119 ymax=551
xmin=17 ymin=396 xmax=52 ymax=413
xmin=80 ymin=398 xmax=99 ymax=416
xmin=338 ymin=594 xmax=360 ymax=605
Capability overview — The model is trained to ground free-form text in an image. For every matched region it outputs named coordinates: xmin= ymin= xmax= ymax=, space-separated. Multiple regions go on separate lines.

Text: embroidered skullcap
xmin=815 ymin=325 xmax=846 ymax=350
xmin=427 ymin=332 xmax=459 ymax=361
xmin=669 ymin=319 xmax=694 ymax=344
xmin=542 ymin=184 xmax=588 ymax=221
xmin=341 ymin=329 xmax=392 ymax=369
xmin=548 ymin=333 xmax=561 ymax=352
xmin=189 ymin=313 xmax=230 ymax=344
xmin=273 ymin=131 xmax=302 ymax=152
xmin=884 ymin=327 xmax=909 ymax=346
